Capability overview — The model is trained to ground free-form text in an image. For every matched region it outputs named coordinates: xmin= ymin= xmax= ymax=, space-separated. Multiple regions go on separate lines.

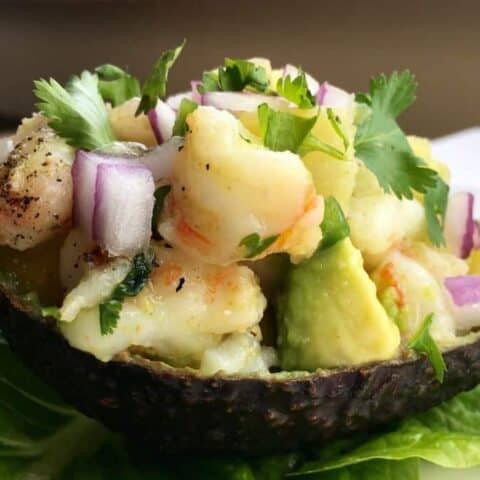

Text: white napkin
xmin=432 ymin=127 xmax=480 ymax=216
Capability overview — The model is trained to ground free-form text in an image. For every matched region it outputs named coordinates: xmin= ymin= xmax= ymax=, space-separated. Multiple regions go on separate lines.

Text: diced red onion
xmin=191 ymin=80 xmax=203 ymax=104
xmin=473 ymin=221 xmax=480 ymax=249
xmin=93 ymin=163 xmax=154 ymax=256
xmin=444 ymin=192 xmax=475 ymax=259
xmin=202 ymin=92 xmax=288 ymax=112
xmin=283 ymin=64 xmax=320 ymax=96
xmin=445 ymin=275 xmax=480 ymax=331
xmin=317 ymin=82 xmax=352 ymax=108
xmin=139 ymin=137 xmax=183 ymax=182
xmin=166 ymin=91 xmax=192 ymax=111
xmin=72 ymin=151 xmax=132 ymax=238
xmin=147 ymin=100 xmax=176 ymax=145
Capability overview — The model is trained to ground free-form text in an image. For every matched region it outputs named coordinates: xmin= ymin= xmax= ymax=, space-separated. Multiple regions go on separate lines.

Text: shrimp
xmin=158 ymin=106 xmax=324 ymax=265
xmin=0 ymin=115 xmax=75 ymax=250
xmin=59 ymin=241 xmax=267 ymax=364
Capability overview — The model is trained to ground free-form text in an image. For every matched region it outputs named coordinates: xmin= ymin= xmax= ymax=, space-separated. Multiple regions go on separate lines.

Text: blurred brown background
xmin=0 ymin=0 xmax=478 ymax=137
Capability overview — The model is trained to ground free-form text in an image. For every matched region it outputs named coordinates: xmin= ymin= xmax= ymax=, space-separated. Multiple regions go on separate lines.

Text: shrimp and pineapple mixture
xmin=0 ymin=43 xmax=476 ymax=376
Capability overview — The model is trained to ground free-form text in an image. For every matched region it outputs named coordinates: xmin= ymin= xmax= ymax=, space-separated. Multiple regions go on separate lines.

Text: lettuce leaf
xmin=295 ymin=384 xmax=480 ymax=476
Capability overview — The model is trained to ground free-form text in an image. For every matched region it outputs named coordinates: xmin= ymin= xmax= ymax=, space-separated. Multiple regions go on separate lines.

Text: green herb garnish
xmin=99 ymin=252 xmax=154 ymax=335
xmin=41 ymin=306 xmax=61 ymax=321
xmin=135 ymin=39 xmax=186 ymax=115
xmin=239 ymin=233 xmax=279 ymax=258
xmin=354 ymin=71 xmax=438 ymax=199
xmin=94 ymin=64 xmax=141 ymax=107
xmin=152 ymin=185 xmax=171 ymax=234
xmin=408 ymin=313 xmax=447 ymax=383
xmin=354 ymin=71 xmax=447 ymax=245
xmin=326 ymin=107 xmax=349 ymax=151
xmin=34 ymin=71 xmax=116 ymax=150
xmin=199 ymin=58 xmax=269 ymax=94
xmin=298 ymin=133 xmax=345 ymax=160
xmin=320 ymin=197 xmax=350 ymax=249
xmin=172 ymin=98 xmax=198 ymax=137
xmin=258 ymin=103 xmax=317 ymax=153
xmin=276 ymin=69 xmax=316 ymax=108
xmin=424 ymin=177 xmax=449 ymax=247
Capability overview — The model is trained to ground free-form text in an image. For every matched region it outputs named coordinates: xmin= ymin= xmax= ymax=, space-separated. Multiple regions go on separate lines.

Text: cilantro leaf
xmin=198 ymin=71 xmax=220 ymax=94
xmin=326 ymin=107 xmax=349 ymax=150
xmin=136 ymin=39 xmax=186 ymax=115
xmin=320 ymin=197 xmax=350 ymax=249
xmin=152 ymin=185 xmax=171 ymax=234
xmin=298 ymin=133 xmax=345 ymax=160
xmin=239 ymin=233 xmax=279 ymax=258
xmin=219 ymin=58 xmax=269 ymax=92
xmin=172 ymin=98 xmax=198 ymax=137
xmin=354 ymin=71 xmax=438 ymax=199
xmin=276 ymin=70 xmax=316 ymax=108
xmin=41 ymin=306 xmax=61 ymax=320
xmin=408 ymin=313 xmax=447 ymax=383
xmin=99 ymin=252 xmax=153 ymax=335
xmin=34 ymin=71 xmax=116 ymax=150
xmin=258 ymin=103 xmax=317 ymax=153
xmin=424 ymin=177 xmax=449 ymax=247
xmin=94 ymin=64 xmax=141 ymax=107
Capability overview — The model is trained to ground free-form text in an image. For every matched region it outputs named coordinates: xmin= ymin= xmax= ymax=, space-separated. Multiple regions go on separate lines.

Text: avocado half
xmin=1 ymin=286 xmax=480 ymax=456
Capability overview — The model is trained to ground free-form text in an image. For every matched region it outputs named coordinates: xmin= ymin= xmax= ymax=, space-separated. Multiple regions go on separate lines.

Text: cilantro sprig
xmin=199 ymin=58 xmax=269 ymax=94
xmin=408 ymin=313 xmax=447 ymax=383
xmin=258 ymin=103 xmax=317 ymax=153
xmin=239 ymin=233 xmax=279 ymax=259
xmin=135 ymin=39 xmax=186 ymax=115
xmin=276 ymin=69 xmax=316 ymax=109
xmin=320 ymin=197 xmax=350 ymax=249
xmin=95 ymin=64 xmax=141 ymax=107
xmin=258 ymin=103 xmax=344 ymax=159
xmin=34 ymin=71 xmax=116 ymax=150
xmin=354 ymin=71 xmax=447 ymax=245
xmin=172 ymin=98 xmax=198 ymax=137
xmin=99 ymin=252 xmax=154 ymax=335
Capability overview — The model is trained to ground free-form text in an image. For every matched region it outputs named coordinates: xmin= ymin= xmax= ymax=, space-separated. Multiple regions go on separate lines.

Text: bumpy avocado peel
xmin=1 ymin=286 xmax=480 ymax=455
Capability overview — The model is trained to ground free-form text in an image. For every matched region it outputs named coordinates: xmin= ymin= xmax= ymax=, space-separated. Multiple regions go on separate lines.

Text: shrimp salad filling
xmin=1 ymin=42 xmax=479 ymax=380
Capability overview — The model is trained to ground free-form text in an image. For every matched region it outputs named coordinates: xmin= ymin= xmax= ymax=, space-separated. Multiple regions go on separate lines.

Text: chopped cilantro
xmin=276 ymin=69 xmax=316 ymax=108
xmin=99 ymin=252 xmax=154 ymax=335
xmin=354 ymin=71 xmax=437 ymax=199
xmin=152 ymin=185 xmax=171 ymax=234
xmin=199 ymin=58 xmax=269 ymax=94
xmin=197 ymin=71 xmax=219 ymax=94
xmin=239 ymin=233 xmax=279 ymax=258
xmin=219 ymin=58 xmax=269 ymax=92
xmin=326 ymin=107 xmax=349 ymax=151
xmin=408 ymin=313 xmax=447 ymax=383
xmin=320 ymin=197 xmax=350 ymax=249
xmin=94 ymin=64 xmax=141 ymax=107
xmin=354 ymin=70 xmax=447 ymax=245
xmin=258 ymin=103 xmax=317 ymax=153
xmin=172 ymin=98 xmax=198 ymax=137
xmin=298 ymin=133 xmax=345 ymax=160
xmin=136 ymin=39 xmax=186 ymax=115
xmin=424 ymin=177 xmax=449 ymax=247
xmin=34 ymin=71 xmax=116 ymax=150
xmin=41 ymin=306 xmax=61 ymax=321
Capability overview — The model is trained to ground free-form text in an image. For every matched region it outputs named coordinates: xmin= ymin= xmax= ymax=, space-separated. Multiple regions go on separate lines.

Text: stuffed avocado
xmin=1 ymin=41 xmax=480 ymax=454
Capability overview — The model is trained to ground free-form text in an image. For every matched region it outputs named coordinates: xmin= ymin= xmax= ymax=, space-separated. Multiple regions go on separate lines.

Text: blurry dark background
xmin=0 ymin=0 xmax=478 ymax=137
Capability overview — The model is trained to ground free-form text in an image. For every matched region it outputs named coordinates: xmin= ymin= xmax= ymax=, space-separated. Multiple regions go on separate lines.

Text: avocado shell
xmin=1 ymin=288 xmax=480 ymax=456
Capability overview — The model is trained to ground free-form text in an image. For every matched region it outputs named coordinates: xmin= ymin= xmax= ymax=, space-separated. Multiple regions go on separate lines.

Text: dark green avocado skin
xmin=1 ymin=292 xmax=480 ymax=456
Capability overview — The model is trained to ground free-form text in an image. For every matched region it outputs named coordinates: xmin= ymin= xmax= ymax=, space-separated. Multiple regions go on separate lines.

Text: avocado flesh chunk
xmin=278 ymin=238 xmax=400 ymax=370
